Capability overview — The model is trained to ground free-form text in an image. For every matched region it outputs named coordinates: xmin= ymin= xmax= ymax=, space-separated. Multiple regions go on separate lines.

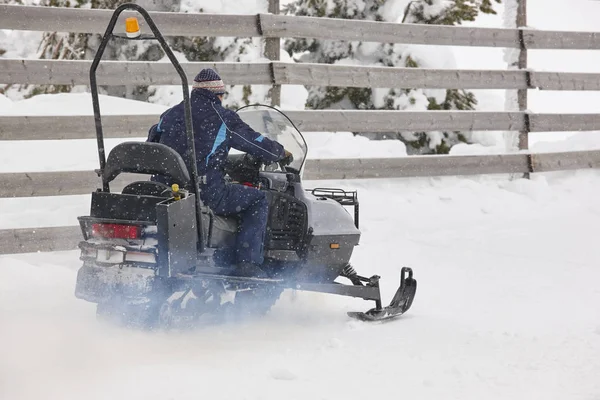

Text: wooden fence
xmin=3 ymin=4 xmax=600 ymax=49
xmin=1 ymin=4 xmax=600 ymax=254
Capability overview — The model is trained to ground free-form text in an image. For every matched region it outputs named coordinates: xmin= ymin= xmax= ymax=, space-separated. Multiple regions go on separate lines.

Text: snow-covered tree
xmin=25 ymin=0 xmax=95 ymax=97
xmin=6 ymin=0 xmax=272 ymax=108
xmin=149 ymin=0 xmax=273 ymax=109
xmin=0 ymin=0 xmax=14 ymax=57
xmin=283 ymin=0 xmax=501 ymax=154
xmin=0 ymin=0 xmax=23 ymax=76
xmin=1 ymin=0 xmax=142 ymax=97
xmin=23 ymin=0 xmax=182 ymax=99
xmin=0 ymin=0 xmax=41 ymax=97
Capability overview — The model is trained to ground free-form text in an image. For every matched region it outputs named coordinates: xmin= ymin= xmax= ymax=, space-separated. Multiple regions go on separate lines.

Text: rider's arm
xmin=224 ymin=110 xmax=285 ymax=163
xmin=147 ymin=123 xmax=160 ymax=142
xmin=146 ymin=108 xmax=174 ymax=144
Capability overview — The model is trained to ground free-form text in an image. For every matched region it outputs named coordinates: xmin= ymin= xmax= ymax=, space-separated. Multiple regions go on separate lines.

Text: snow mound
xmin=305 ymin=131 xmax=408 ymax=158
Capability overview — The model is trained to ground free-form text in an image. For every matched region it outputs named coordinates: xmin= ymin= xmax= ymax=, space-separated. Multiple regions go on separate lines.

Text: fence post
xmin=517 ymin=0 xmax=528 ymax=154
xmin=265 ymin=0 xmax=281 ymax=106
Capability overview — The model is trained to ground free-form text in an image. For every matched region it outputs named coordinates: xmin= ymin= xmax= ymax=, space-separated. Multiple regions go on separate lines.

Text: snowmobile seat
xmin=103 ymin=141 xmax=191 ymax=188
xmin=121 ymin=181 xmax=171 ymax=197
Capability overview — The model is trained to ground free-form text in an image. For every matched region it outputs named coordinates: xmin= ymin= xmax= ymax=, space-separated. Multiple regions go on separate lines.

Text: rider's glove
xmin=280 ymin=149 xmax=294 ymax=166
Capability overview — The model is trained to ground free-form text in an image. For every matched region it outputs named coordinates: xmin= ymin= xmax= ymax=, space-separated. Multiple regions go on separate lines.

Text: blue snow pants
xmin=204 ymin=183 xmax=269 ymax=265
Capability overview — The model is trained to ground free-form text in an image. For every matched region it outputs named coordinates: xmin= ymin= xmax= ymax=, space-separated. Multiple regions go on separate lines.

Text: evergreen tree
xmin=0 ymin=0 xmax=23 ymax=59
xmin=149 ymin=0 xmax=272 ymax=108
xmin=29 ymin=0 xmax=96 ymax=97
xmin=283 ymin=0 xmax=500 ymax=154
xmin=9 ymin=0 xmax=149 ymax=98
xmin=14 ymin=0 xmax=271 ymax=107
xmin=0 ymin=0 xmax=18 ymax=59
xmin=0 ymin=0 xmax=22 ymax=57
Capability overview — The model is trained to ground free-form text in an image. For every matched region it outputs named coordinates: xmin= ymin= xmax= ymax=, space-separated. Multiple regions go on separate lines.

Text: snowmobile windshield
xmin=237 ymin=105 xmax=308 ymax=172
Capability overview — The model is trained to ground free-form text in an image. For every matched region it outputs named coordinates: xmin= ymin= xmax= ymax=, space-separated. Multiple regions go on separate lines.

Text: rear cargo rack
xmin=307 ymin=188 xmax=359 ymax=228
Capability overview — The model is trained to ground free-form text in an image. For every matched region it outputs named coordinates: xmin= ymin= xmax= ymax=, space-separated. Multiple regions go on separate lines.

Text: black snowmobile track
xmin=178 ymin=267 xmax=417 ymax=323
xmin=177 ymin=270 xmax=383 ymax=302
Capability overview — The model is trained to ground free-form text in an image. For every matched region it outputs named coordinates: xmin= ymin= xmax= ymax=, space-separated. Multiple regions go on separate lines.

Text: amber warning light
xmin=125 ymin=17 xmax=141 ymax=38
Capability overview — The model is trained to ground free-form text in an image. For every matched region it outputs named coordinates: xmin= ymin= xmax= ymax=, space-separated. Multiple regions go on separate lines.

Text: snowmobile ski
xmin=347 ymin=267 xmax=417 ymax=322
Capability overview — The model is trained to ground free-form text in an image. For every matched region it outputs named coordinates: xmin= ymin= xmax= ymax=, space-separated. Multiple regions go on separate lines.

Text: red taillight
xmin=91 ymin=223 xmax=141 ymax=239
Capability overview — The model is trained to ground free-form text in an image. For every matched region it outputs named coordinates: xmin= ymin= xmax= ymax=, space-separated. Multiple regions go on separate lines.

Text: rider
xmin=147 ymin=68 xmax=292 ymax=278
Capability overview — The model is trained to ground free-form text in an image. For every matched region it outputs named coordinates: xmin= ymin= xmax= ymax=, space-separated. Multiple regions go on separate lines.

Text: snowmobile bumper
xmin=74 ymin=262 xmax=157 ymax=304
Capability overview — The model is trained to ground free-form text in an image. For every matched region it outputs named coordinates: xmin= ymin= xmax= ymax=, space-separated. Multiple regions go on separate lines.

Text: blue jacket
xmin=147 ymin=89 xmax=285 ymax=204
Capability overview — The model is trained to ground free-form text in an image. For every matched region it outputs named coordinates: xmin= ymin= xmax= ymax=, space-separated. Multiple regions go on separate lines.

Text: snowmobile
xmin=73 ymin=3 xmax=417 ymax=328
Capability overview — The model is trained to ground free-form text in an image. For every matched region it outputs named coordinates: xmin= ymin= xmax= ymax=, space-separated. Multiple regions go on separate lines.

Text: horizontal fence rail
xmin=1 ymin=150 xmax=599 ymax=198
xmin=3 ymin=112 xmax=600 ymax=141
xmin=1 ymin=149 xmax=600 ymax=254
xmin=3 ymin=59 xmax=600 ymax=91
xmin=2 ymin=5 xmax=600 ymax=50
xmin=0 ymin=5 xmax=260 ymax=37
xmin=0 ymin=60 xmax=272 ymax=86
xmin=0 ymin=226 xmax=83 ymax=254
xmin=260 ymin=13 xmax=518 ymax=47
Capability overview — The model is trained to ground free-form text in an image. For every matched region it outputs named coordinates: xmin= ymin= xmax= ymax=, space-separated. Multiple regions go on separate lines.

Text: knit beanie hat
xmin=192 ymin=68 xmax=225 ymax=95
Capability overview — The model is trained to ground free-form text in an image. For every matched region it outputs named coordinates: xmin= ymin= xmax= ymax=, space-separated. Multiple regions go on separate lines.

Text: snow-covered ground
xmin=2 ymin=171 xmax=600 ymax=400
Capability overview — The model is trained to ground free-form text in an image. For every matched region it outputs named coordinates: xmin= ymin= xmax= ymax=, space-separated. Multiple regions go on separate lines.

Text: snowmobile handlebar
xmin=89 ymin=2 xmax=205 ymax=253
